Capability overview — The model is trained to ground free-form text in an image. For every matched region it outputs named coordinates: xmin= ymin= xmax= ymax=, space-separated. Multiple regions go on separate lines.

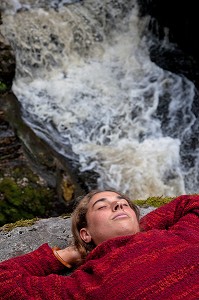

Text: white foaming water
xmin=1 ymin=0 xmax=197 ymax=199
xmin=0 ymin=0 xmax=78 ymax=13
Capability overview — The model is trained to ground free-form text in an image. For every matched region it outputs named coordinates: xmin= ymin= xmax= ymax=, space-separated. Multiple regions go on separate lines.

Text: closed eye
xmin=98 ymin=205 xmax=107 ymax=210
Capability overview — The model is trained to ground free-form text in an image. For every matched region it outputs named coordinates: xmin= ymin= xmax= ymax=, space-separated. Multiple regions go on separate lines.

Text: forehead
xmin=89 ymin=191 xmax=124 ymax=206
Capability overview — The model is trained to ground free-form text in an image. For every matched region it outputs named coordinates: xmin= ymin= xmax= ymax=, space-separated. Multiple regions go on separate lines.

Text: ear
xmin=80 ymin=228 xmax=92 ymax=243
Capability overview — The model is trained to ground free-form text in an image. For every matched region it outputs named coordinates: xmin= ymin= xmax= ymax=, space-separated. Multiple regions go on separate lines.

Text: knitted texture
xmin=0 ymin=195 xmax=199 ymax=299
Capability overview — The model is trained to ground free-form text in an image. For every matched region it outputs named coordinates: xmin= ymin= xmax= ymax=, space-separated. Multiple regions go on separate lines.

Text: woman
xmin=0 ymin=189 xmax=199 ymax=299
xmin=65 ymin=189 xmax=140 ymax=264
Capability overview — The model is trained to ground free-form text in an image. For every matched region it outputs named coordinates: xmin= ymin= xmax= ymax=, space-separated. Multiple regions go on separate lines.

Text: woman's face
xmin=79 ymin=191 xmax=140 ymax=246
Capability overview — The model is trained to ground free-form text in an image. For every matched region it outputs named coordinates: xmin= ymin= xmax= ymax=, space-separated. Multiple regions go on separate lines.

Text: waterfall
xmin=1 ymin=0 xmax=198 ymax=199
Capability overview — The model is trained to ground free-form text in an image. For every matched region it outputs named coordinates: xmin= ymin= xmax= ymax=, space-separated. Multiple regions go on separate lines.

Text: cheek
xmin=129 ymin=209 xmax=138 ymax=219
xmin=87 ymin=211 xmax=109 ymax=229
xmin=128 ymin=210 xmax=139 ymax=224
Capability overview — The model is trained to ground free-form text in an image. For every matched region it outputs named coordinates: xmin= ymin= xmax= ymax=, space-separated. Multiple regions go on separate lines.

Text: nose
xmin=111 ymin=201 xmax=124 ymax=211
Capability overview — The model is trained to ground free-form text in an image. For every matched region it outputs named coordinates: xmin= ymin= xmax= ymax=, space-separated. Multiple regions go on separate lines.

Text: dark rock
xmin=137 ymin=0 xmax=199 ymax=88
xmin=0 ymin=31 xmax=15 ymax=89
xmin=0 ymin=91 xmax=88 ymax=226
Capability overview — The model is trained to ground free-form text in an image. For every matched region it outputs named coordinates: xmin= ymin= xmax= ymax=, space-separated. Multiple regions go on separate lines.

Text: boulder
xmin=0 ymin=216 xmax=72 ymax=262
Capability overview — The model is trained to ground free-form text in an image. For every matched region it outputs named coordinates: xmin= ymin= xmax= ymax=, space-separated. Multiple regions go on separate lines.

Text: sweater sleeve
xmin=139 ymin=195 xmax=199 ymax=242
xmin=0 ymin=243 xmax=74 ymax=299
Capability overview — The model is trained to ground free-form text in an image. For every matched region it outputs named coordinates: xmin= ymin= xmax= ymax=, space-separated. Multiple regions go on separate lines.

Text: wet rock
xmin=0 ymin=29 xmax=15 ymax=89
xmin=137 ymin=0 xmax=199 ymax=88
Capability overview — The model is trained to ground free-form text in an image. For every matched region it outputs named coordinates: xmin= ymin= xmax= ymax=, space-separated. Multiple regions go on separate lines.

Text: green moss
xmin=0 ymin=177 xmax=55 ymax=226
xmin=133 ymin=196 xmax=174 ymax=208
xmin=0 ymin=178 xmax=23 ymax=206
xmin=0 ymin=218 xmax=39 ymax=232
xmin=0 ymin=81 xmax=7 ymax=92
xmin=12 ymin=167 xmax=39 ymax=183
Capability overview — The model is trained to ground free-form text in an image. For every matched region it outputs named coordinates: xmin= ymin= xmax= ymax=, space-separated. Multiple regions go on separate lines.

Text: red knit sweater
xmin=0 ymin=195 xmax=199 ymax=299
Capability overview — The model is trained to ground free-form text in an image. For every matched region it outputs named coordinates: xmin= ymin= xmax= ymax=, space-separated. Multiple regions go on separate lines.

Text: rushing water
xmin=0 ymin=0 xmax=198 ymax=199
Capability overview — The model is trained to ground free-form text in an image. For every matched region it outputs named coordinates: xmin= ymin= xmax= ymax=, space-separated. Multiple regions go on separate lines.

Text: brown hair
xmin=71 ymin=189 xmax=140 ymax=259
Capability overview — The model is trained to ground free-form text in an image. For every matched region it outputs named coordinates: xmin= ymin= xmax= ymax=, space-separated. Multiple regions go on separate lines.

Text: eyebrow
xmin=92 ymin=195 xmax=125 ymax=208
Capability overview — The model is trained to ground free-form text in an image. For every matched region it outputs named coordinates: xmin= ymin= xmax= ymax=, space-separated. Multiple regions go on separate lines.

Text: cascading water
xmin=0 ymin=0 xmax=198 ymax=199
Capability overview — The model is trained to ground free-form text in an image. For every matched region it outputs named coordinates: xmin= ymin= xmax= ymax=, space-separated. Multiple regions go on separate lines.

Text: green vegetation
xmin=0 ymin=218 xmax=39 ymax=232
xmin=133 ymin=196 xmax=174 ymax=207
xmin=0 ymin=176 xmax=55 ymax=227
xmin=0 ymin=81 xmax=7 ymax=92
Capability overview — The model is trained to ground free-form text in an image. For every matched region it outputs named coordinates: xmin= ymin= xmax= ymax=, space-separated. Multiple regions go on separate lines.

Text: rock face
xmin=0 ymin=111 xmax=22 ymax=163
xmin=0 ymin=217 xmax=72 ymax=262
xmin=137 ymin=0 xmax=199 ymax=88
xmin=0 ymin=28 xmax=15 ymax=89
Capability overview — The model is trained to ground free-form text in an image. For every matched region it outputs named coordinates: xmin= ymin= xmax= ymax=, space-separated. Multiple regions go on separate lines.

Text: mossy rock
xmin=0 ymin=177 xmax=57 ymax=226
xmin=0 ymin=163 xmax=62 ymax=227
xmin=0 ymin=81 xmax=7 ymax=92
xmin=0 ymin=218 xmax=39 ymax=232
xmin=133 ymin=196 xmax=174 ymax=208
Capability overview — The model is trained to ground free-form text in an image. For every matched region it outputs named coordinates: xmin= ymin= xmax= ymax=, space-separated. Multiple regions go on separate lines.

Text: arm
xmin=0 ymin=243 xmax=81 ymax=299
xmin=140 ymin=195 xmax=199 ymax=242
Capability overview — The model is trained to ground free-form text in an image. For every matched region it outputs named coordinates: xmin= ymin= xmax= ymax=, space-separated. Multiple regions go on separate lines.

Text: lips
xmin=112 ymin=213 xmax=129 ymax=220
